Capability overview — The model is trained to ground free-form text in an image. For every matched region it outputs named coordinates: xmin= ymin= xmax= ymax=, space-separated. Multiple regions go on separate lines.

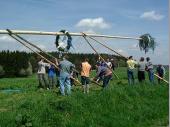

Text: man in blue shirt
xmin=48 ymin=64 xmax=56 ymax=89
xmin=59 ymin=55 xmax=75 ymax=95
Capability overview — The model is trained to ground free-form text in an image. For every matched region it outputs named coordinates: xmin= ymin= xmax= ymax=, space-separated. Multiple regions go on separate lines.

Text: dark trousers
xmin=158 ymin=73 xmax=163 ymax=84
xmin=103 ymin=75 xmax=112 ymax=88
xmin=138 ymin=71 xmax=145 ymax=82
xmin=81 ymin=76 xmax=90 ymax=85
xmin=48 ymin=76 xmax=56 ymax=89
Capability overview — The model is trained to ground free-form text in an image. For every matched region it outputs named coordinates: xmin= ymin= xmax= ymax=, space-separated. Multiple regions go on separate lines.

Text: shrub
xmin=0 ymin=65 xmax=5 ymax=77
xmin=25 ymin=62 xmax=33 ymax=76
xmin=19 ymin=68 xmax=27 ymax=77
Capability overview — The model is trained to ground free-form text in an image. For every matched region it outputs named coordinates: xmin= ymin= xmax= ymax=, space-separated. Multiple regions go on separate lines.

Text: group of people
xmin=37 ymin=56 xmax=115 ymax=95
xmin=37 ymin=55 xmax=166 ymax=96
xmin=127 ymin=56 xmax=165 ymax=85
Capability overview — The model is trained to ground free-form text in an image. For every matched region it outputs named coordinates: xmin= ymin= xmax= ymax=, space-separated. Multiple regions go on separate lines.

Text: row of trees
xmin=0 ymin=51 xmax=32 ymax=77
xmin=0 ymin=51 xmax=126 ymax=77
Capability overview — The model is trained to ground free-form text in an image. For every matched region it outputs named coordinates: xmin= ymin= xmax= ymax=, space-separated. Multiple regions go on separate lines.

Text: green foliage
xmin=25 ymin=62 xmax=33 ymax=76
xmin=139 ymin=34 xmax=156 ymax=53
xmin=0 ymin=65 xmax=5 ymax=77
xmin=0 ymin=51 xmax=31 ymax=77
xmin=0 ymin=51 xmax=127 ymax=77
xmin=15 ymin=113 xmax=32 ymax=127
xmin=0 ymin=67 xmax=168 ymax=127
xmin=19 ymin=68 xmax=27 ymax=77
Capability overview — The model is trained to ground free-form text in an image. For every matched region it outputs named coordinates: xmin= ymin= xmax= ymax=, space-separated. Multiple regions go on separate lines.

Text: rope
xmin=87 ymin=36 xmax=128 ymax=59
xmin=7 ymin=29 xmax=101 ymax=86
xmin=6 ymin=29 xmax=82 ymax=85
xmin=85 ymin=35 xmax=169 ymax=84
xmin=6 ymin=29 xmax=58 ymax=61
xmin=82 ymin=33 xmax=119 ymax=79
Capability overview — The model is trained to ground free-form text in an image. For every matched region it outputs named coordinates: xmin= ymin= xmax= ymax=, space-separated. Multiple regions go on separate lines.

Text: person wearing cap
xmin=126 ymin=56 xmax=138 ymax=85
xmin=59 ymin=55 xmax=75 ymax=95
xmin=145 ymin=57 xmax=154 ymax=83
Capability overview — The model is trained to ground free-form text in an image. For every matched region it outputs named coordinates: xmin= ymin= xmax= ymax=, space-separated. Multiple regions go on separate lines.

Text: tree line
xmin=0 ymin=51 xmax=126 ymax=77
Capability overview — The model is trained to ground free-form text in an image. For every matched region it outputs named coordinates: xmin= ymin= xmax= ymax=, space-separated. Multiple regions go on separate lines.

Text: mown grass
xmin=0 ymin=67 xmax=169 ymax=127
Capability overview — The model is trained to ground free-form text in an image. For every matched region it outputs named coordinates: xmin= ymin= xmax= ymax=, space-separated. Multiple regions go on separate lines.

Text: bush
xmin=0 ymin=65 xmax=5 ymax=77
xmin=25 ymin=62 xmax=33 ymax=76
xmin=19 ymin=68 xmax=27 ymax=77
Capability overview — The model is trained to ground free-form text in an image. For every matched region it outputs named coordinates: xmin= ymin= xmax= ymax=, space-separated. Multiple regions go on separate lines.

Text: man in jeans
xmin=48 ymin=64 xmax=56 ymax=89
xmin=59 ymin=55 xmax=75 ymax=95
xmin=146 ymin=57 xmax=154 ymax=83
xmin=37 ymin=59 xmax=50 ymax=89
xmin=94 ymin=63 xmax=112 ymax=88
xmin=126 ymin=56 xmax=138 ymax=85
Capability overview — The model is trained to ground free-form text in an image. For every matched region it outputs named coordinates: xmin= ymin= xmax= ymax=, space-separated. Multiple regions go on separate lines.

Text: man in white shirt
xmin=37 ymin=59 xmax=50 ymax=89
xmin=106 ymin=59 xmax=112 ymax=69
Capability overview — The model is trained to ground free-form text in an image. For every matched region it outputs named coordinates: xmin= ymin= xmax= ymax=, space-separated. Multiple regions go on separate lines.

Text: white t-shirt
xmin=138 ymin=61 xmax=146 ymax=71
xmin=106 ymin=62 xmax=112 ymax=68
xmin=37 ymin=61 xmax=50 ymax=74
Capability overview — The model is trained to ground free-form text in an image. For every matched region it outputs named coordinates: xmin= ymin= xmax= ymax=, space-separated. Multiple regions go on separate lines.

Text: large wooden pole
xmin=82 ymin=33 xmax=119 ymax=79
xmin=87 ymin=36 xmax=169 ymax=84
xmin=0 ymin=29 xmax=141 ymax=40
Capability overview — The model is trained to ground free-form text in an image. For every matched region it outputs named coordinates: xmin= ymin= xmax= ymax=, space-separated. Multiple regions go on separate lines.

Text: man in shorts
xmin=81 ymin=58 xmax=91 ymax=93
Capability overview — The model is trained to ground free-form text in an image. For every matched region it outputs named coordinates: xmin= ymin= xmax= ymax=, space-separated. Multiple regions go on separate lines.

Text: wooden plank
xmin=0 ymin=29 xmax=141 ymax=40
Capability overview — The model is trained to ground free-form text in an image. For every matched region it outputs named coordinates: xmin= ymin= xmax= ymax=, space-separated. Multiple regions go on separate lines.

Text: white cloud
xmin=76 ymin=17 xmax=111 ymax=29
xmin=129 ymin=43 xmax=139 ymax=50
xmin=117 ymin=49 xmax=128 ymax=57
xmin=37 ymin=44 xmax=46 ymax=50
xmin=0 ymin=35 xmax=15 ymax=42
xmin=83 ymin=29 xmax=96 ymax=34
xmin=140 ymin=11 xmax=164 ymax=21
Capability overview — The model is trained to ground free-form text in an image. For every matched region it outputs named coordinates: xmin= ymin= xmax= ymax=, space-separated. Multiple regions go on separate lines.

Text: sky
xmin=0 ymin=0 xmax=169 ymax=65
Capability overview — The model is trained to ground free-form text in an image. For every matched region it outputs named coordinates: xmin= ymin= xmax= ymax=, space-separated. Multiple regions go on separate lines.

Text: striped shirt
xmin=146 ymin=61 xmax=153 ymax=70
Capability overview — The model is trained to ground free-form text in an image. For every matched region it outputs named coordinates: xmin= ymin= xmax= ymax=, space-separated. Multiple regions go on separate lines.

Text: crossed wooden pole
xmin=3 ymin=29 xmax=169 ymax=85
xmin=6 ymin=29 xmax=102 ymax=87
xmin=82 ymin=32 xmax=119 ymax=79
xmin=84 ymin=34 xmax=169 ymax=84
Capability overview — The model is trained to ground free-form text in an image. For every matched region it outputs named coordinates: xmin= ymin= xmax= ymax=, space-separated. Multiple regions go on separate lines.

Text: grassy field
xmin=0 ymin=67 xmax=169 ymax=127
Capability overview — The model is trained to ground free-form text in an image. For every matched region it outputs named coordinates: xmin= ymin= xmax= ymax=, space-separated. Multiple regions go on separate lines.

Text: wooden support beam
xmin=0 ymin=29 xmax=141 ymax=40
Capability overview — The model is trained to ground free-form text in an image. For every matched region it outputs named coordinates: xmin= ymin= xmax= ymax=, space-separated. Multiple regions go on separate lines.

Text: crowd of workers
xmin=37 ymin=55 xmax=166 ymax=95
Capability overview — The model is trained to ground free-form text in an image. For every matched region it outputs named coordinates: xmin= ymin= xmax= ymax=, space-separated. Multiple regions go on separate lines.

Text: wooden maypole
xmin=0 ymin=30 xmax=141 ymax=40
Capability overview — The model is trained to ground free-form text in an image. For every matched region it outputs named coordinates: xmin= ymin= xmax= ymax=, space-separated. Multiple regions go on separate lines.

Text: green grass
xmin=0 ymin=67 xmax=169 ymax=127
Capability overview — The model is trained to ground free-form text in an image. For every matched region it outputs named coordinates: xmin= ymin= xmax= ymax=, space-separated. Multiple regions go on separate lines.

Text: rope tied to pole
xmin=84 ymin=35 xmax=168 ymax=84
xmin=6 ymin=29 xmax=82 ymax=85
xmin=82 ymin=32 xmax=119 ymax=79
